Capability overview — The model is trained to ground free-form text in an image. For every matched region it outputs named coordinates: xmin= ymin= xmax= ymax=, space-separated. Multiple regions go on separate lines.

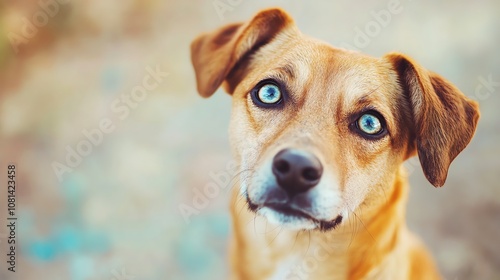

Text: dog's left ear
xmin=190 ymin=8 xmax=295 ymax=98
xmin=384 ymin=53 xmax=480 ymax=187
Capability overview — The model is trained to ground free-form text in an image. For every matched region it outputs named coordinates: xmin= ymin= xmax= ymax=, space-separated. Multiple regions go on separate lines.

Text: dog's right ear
xmin=190 ymin=8 xmax=294 ymax=98
xmin=384 ymin=53 xmax=480 ymax=187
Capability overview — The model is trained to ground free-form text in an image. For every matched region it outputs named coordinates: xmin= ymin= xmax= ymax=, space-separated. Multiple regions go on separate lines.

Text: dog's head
xmin=191 ymin=9 xmax=479 ymax=231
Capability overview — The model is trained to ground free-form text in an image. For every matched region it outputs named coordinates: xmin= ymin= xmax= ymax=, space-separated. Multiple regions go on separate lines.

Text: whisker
xmin=291 ymin=231 xmax=300 ymax=251
xmin=352 ymin=211 xmax=375 ymax=243
xmin=230 ymin=170 xmax=256 ymax=219
xmin=347 ymin=214 xmax=354 ymax=249
xmin=347 ymin=211 xmax=358 ymax=250
xmin=268 ymin=226 xmax=284 ymax=246
xmin=377 ymin=183 xmax=387 ymax=204
xmin=253 ymin=214 xmax=258 ymax=235
xmin=305 ymin=231 xmax=311 ymax=256
xmin=238 ymin=200 xmax=248 ymax=219
xmin=227 ymin=169 xmax=255 ymax=194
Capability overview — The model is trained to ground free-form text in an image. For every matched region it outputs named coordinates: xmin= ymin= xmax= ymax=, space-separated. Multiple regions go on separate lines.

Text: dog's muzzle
xmin=262 ymin=148 xmax=323 ymax=219
xmin=272 ymin=148 xmax=323 ymax=195
xmin=247 ymin=148 xmax=343 ymax=230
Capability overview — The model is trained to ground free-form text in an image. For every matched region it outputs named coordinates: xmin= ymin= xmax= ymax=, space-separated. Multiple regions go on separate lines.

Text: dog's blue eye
xmin=357 ymin=114 xmax=382 ymax=135
xmin=257 ymin=84 xmax=281 ymax=104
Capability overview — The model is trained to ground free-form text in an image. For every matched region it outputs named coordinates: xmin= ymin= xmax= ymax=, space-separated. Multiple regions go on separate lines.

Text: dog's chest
xmin=267 ymin=243 xmax=349 ymax=280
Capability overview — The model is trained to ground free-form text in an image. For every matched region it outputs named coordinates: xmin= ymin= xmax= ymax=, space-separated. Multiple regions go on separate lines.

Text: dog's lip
xmin=247 ymin=196 xmax=343 ymax=231
xmin=319 ymin=215 xmax=343 ymax=231
xmin=263 ymin=202 xmax=315 ymax=220
xmin=246 ymin=195 xmax=313 ymax=219
xmin=264 ymin=203 xmax=344 ymax=231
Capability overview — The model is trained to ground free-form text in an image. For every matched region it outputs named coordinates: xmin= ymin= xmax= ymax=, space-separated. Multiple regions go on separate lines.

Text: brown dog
xmin=191 ymin=8 xmax=479 ymax=280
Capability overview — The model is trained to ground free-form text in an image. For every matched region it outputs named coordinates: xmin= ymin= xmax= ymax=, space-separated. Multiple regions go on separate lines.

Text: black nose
xmin=272 ymin=148 xmax=323 ymax=195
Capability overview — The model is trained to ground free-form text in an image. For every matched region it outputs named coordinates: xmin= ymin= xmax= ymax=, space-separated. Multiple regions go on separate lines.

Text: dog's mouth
xmin=266 ymin=202 xmax=313 ymax=220
xmin=247 ymin=197 xmax=343 ymax=231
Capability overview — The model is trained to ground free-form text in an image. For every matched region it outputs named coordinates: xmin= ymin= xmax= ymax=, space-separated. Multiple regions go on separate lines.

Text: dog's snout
xmin=272 ymin=148 xmax=323 ymax=195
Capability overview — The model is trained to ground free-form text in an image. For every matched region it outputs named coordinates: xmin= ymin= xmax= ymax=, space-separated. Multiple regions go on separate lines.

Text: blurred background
xmin=0 ymin=0 xmax=499 ymax=279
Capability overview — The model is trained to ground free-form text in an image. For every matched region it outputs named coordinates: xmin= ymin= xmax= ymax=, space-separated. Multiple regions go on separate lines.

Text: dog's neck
xmin=342 ymin=167 xmax=410 ymax=279
xmin=230 ymin=167 xmax=410 ymax=279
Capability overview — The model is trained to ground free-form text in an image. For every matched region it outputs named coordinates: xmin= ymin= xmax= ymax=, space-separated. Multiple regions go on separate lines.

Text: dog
xmin=190 ymin=8 xmax=479 ymax=280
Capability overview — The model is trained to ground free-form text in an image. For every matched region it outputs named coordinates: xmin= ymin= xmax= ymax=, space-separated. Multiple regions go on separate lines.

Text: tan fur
xmin=191 ymin=8 xmax=479 ymax=280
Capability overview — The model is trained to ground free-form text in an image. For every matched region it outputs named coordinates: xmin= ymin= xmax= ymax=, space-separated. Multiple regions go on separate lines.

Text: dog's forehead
xmin=250 ymin=37 xmax=398 ymax=110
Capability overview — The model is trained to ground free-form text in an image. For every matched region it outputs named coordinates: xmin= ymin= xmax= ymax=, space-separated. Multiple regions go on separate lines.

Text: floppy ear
xmin=190 ymin=8 xmax=294 ymax=98
xmin=384 ymin=53 xmax=480 ymax=187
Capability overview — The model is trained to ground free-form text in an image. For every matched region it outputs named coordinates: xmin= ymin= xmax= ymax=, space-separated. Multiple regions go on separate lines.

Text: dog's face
xmin=228 ymin=41 xmax=410 ymax=230
xmin=191 ymin=9 xmax=479 ymax=231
